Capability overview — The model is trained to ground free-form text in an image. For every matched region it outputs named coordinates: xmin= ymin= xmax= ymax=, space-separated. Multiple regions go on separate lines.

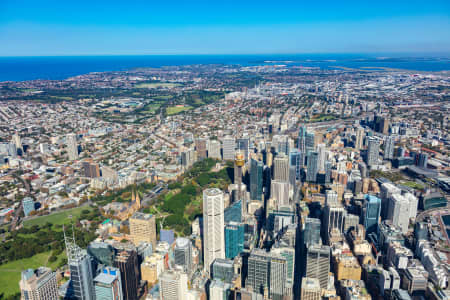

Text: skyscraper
xmin=355 ymin=127 xmax=365 ymax=151
xmin=317 ymin=143 xmax=327 ymax=173
xmin=208 ymin=140 xmax=221 ymax=159
xmin=203 ymin=188 xmax=225 ymax=273
xmin=384 ymin=136 xmax=395 ymax=160
xmin=305 ymin=132 xmax=315 ymax=154
xmin=306 ymin=151 xmax=318 ymax=183
xmin=250 ymin=158 xmax=263 ymax=201
xmin=366 ymin=137 xmax=380 ymax=167
xmin=195 ymin=138 xmax=208 ymax=159
xmin=270 ymin=180 xmax=290 ymax=207
xmin=66 ymin=133 xmax=79 ymax=161
xmin=87 ymin=241 xmax=115 ymax=267
xmin=323 ymin=204 xmax=345 ymax=241
xmin=303 ymin=218 xmax=321 ymax=248
xmin=222 ymin=137 xmax=236 ymax=161
xmin=65 ymin=230 xmax=95 ymax=300
xmin=289 ymin=149 xmax=303 ymax=180
xmin=273 ymin=153 xmax=289 ymax=182
xmin=20 ymin=267 xmax=58 ymax=300
xmin=211 ymin=258 xmax=234 ymax=283
xmin=364 ymin=194 xmax=381 ymax=236
xmin=94 ymin=266 xmax=123 ymax=300
xmin=224 ymin=221 xmax=244 ymax=259
xmin=174 ymin=237 xmax=192 ymax=273
xmin=301 ymin=277 xmax=321 ymax=300
xmin=305 ymin=244 xmax=330 ymax=289
xmin=245 ymin=249 xmax=287 ymax=299
xmin=129 ymin=212 xmax=157 ymax=249
xmin=159 ymin=270 xmax=188 ymax=300
xmin=114 ymin=249 xmax=140 ymax=300
xmin=298 ymin=126 xmax=307 ymax=152
xmin=237 ymin=138 xmax=250 ymax=162
xmin=234 ymin=151 xmax=246 ymax=216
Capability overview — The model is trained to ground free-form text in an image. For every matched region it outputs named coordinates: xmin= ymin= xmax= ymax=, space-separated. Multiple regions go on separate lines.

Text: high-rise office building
xmin=23 ymin=197 xmax=35 ymax=217
xmin=222 ymin=137 xmax=236 ymax=161
xmin=355 ymin=127 xmax=365 ymax=150
xmin=211 ymin=258 xmax=234 ymax=283
xmin=203 ymin=188 xmax=225 ymax=273
xmin=289 ymin=149 xmax=303 ymax=180
xmin=271 ymin=247 xmax=295 ymax=296
xmin=20 ymin=267 xmax=58 ymax=300
xmin=129 ymin=212 xmax=156 ymax=249
xmin=317 ymin=144 xmax=327 ymax=173
xmin=195 ymin=138 xmax=208 ymax=159
xmin=384 ymin=136 xmax=395 ymax=160
xmin=306 ymin=151 xmax=319 ymax=183
xmin=82 ymin=161 xmax=100 ymax=178
xmin=387 ymin=194 xmax=411 ymax=234
xmin=181 ymin=147 xmax=195 ymax=169
xmin=114 ymin=249 xmax=140 ymax=300
xmin=224 ymin=221 xmax=244 ymax=259
xmin=366 ymin=137 xmax=380 ymax=167
xmin=270 ymin=180 xmax=290 ymax=207
xmin=65 ymin=231 xmax=95 ymax=300
xmin=305 ymin=244 xmax=330 ymax=289
xmin=12 ymin=133 xmax=22 ymax=151
xmin=66 ymin=133 xmax=79 ymax=161
xmin=364 ymin=194 xmax=381 ymax=236
xmin=245 ymin=249 xmax=287 ymax=299
xmin=417 ymin=153 xmax=428 ymax=168
xmin=87 ymin=241 xmax=115 ymax=267
xmin=224 ymin=200 xmax=241 ymax=223
xmin=301 ymin=277 xmax=321 ymax=300
xmin=208 ymin=140 xmax=221 ymax=159
xmin=303 ymin=218 xmax=321 ymax=248
xmin=250 ymin=158 xmax=263 ymax=201
xmin=209 ymin=279 xmax=232 ymax=300
xmin=325 ymin=190 xmax=338 ymax=206
xmin=305 ymin=132 xmax=315 ymax=154
xmin=94 ymin=266 xmax=123 ymax=300
xmin=174 ymin=237 xmax=192 ymax=273
xmin=237 ymin=138 xmax=250 ymax=162
xmin=323 ymin=204 xmax=345 ymax=241
xmin=159 ymin=270 xmax=188 ymax=300
xmin=273 ymin=154 xmax=289 ymax=182
xmin=298 ymin=126 xmax=307 ymax=152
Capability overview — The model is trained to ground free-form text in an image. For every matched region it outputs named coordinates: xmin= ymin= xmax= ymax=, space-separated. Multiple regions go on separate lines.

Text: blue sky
xmin=0 ymin=0 xmax=449 ymax=56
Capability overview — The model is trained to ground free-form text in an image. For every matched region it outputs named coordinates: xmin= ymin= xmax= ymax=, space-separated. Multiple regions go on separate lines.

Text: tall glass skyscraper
xmin=94 ymin=267 xmax=123 ymax=300
xmin=306 ymin=151 xmax=318 ymax=183
xmin=364 ymin=194 xmax=381 ymax=236
xmin=224 ymin=222 xmax=244 ymax=259
xmin=224 ymin=200 xmax=241 ymax=223
xmin=289 ymin=149 xmax=303 ymax=180
xmin=65 ymin=231 xmax=95 ymax=300
xmin=250 ymin=158 xmax=264 ymax=201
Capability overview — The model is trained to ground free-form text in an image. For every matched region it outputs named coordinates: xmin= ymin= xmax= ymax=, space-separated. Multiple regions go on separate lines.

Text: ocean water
xmin=0 ymin=54 xmax=448 ymax=82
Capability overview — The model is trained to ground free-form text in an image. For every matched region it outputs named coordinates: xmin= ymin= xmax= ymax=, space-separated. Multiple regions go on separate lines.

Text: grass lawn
xmin=401 ymin=181 xmax=425 ymax=190
xmin=0 ymin=251 xmax=65 ymax=297
xmin=136 ymin=82 xmax=181 ymax=89
xmin=143 ymin=104 xmax=161 ymax=114
xmin=23 ymin=206 xmax=92 ymax=228
xmin=166 ymin=105 xmax=192 ymax=115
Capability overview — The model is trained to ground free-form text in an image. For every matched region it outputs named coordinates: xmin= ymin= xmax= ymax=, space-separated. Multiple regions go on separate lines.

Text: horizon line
xmin=1 ymin=51 xmax=450 ymax=58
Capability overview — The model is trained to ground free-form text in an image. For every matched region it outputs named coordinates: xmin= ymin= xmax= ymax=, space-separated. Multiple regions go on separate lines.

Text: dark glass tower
xmin=250 ymin=158 xmax=264 ymax=201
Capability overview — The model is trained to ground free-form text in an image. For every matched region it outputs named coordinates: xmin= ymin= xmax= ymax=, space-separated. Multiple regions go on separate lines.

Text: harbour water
xmin=0 ymin=54 xmax=449 ymax=82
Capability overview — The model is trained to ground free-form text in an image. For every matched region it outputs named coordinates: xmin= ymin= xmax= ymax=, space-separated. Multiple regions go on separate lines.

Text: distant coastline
xmin=0 ymin=54 xmax=449 ymax=82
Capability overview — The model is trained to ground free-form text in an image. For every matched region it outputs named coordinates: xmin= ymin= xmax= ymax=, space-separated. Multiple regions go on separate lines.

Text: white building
xmin=203 ymin=188 xmax=225 ymax=273
xmin=159 ymin=271 xmax=188 ymax=300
